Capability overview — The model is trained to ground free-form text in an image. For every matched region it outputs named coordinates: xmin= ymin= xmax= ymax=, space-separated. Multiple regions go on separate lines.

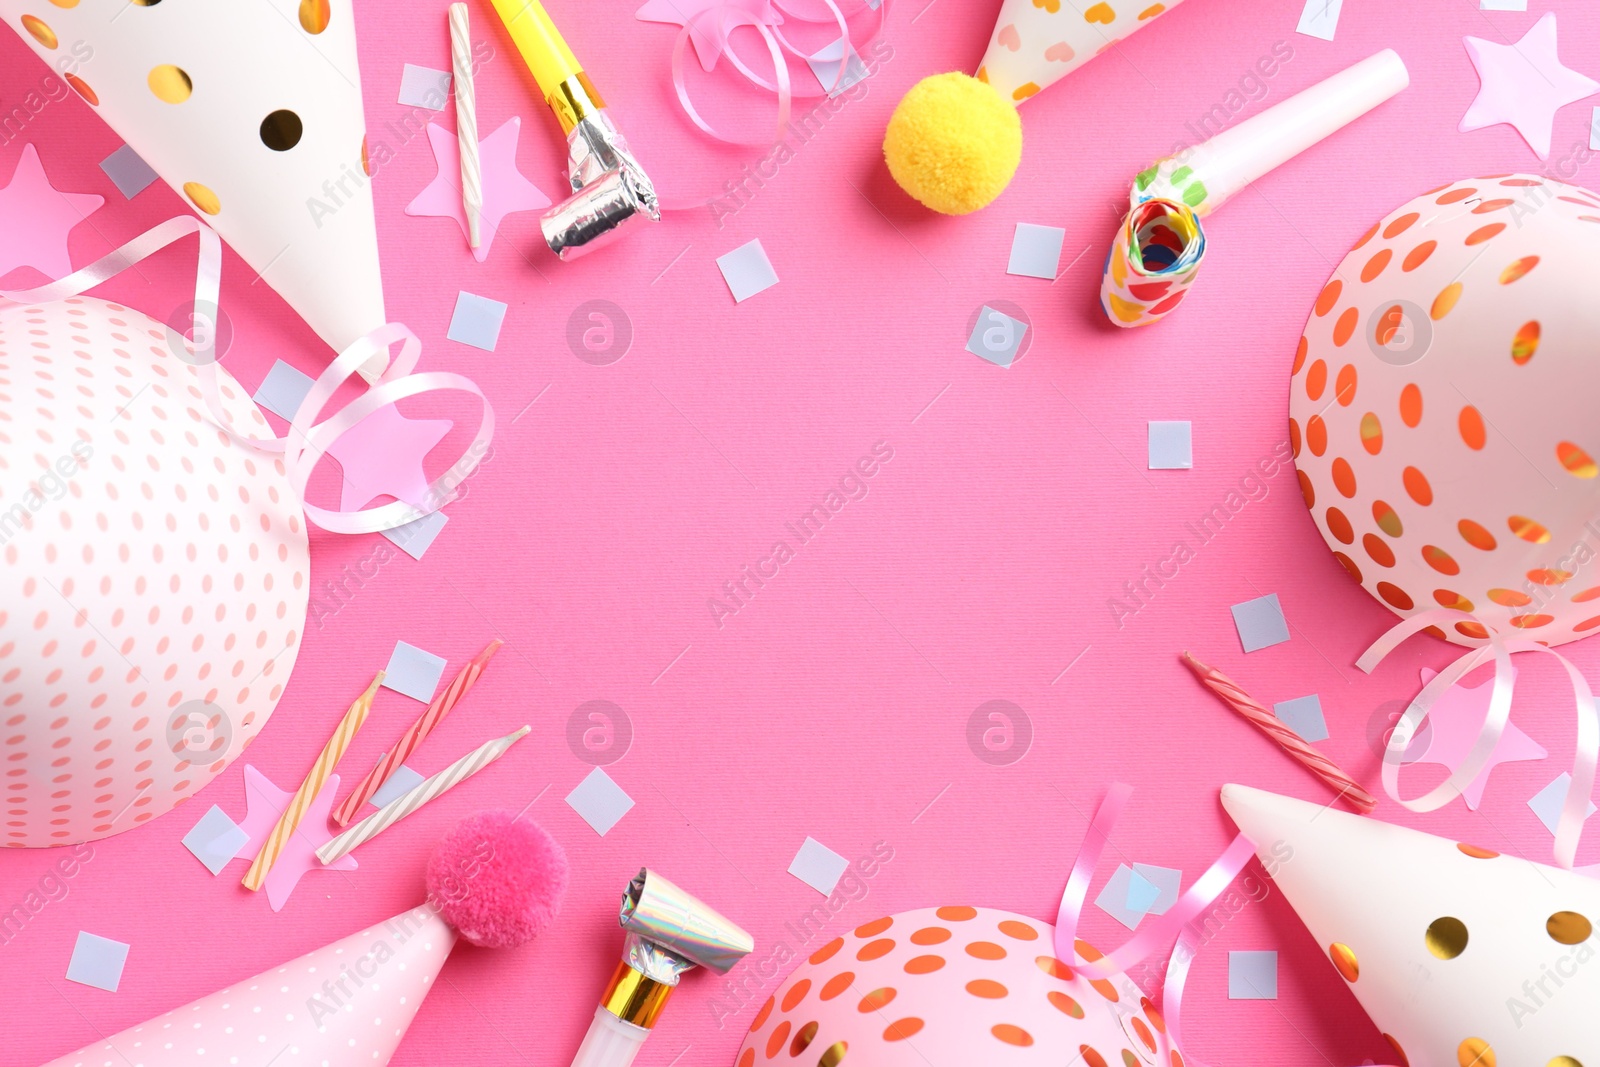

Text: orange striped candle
xmin=242 ymin=671 xmax=383 ymax=891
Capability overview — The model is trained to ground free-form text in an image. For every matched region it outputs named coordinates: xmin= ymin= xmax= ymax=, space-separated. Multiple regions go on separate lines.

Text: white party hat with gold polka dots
xmin=1222 ymin=783 xmax=1598 ymax=1067
xmin=3 ymin=0 xmax=385 ymax=366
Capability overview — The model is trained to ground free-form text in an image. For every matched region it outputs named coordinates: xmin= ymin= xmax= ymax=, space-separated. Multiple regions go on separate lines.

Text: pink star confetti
xmin=636 ymin=0 xmax=783 ymax=71
xmin=1410 ymin=667 xmax=1547 ymax=810
xmin=325 ymin=404 xmax=452 ymax=512
xmin=405 ymin=117 xmax=549 ymax=262
xmin=0 ymin=143 xmax=105 ymax=283
xmin=234 ymin=765 xmax=357 ymax=911
xmin=1461 ymin=12 xmax=1600 ymax=159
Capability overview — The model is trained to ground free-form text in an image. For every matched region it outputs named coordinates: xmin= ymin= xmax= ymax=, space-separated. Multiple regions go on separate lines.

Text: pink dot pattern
xmin=0 ymin=296 xmax=309 ymax=847
xmin=1290 ymin=175 xmax=1600 ymax=648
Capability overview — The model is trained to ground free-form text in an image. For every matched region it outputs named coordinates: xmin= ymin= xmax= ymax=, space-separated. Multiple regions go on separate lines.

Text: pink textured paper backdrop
xmin=5 ymin=1 xmax=1600 ymax=1064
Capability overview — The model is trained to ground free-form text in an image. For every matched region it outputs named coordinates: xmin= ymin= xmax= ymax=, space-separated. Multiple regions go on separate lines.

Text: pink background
xmin=5 ymin=0 xmax=1600 ymax=1064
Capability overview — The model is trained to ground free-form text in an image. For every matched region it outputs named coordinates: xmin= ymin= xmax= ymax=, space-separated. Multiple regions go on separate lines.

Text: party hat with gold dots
xmin=1222 ymin=784 xmax=1598 ymax=1067
xmin=2 ymin=0 xmax=385 ymax=365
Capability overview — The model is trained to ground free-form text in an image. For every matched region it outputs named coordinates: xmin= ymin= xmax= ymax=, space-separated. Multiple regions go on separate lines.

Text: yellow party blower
xmin=487 ymin=0 xmax=660 ymax=257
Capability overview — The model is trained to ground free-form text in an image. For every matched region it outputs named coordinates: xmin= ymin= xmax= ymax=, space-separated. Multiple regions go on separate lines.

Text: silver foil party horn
xmin=569 ymin=868 xmax=754 ymax=1067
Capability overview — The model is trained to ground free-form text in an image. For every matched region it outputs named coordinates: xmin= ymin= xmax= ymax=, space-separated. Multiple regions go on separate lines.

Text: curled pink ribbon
xmin=1356 ymin=608 xmax=1599 ymax=871
xmin=1057 ymin=786 xmax=1403 ymax=1067
xmin=647 ymin=0 xmax=890 ymax=210
xmin=0 ymin=216 xmax=493 ymax=535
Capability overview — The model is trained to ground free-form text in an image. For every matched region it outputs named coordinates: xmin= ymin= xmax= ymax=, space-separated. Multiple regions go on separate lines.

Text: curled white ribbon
xmin=1357 ymin=608 xmax=1599 ymax=870
xmin=0 ymin=216 xmax=494 ymax=536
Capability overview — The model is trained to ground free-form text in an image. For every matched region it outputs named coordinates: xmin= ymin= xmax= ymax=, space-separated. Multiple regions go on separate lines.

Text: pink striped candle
xmin=333 ymin=638 xmax=502 ymax=826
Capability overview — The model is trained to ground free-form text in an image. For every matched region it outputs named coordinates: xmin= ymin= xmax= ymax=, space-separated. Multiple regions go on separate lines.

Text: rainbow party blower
xmin=1101 ymin=49 xmax=1409 ymax=327
xmin=884 ymin=0 xmax=1192 ymax=215
xmin=570 ymin=868 xmax=754 ymax=1067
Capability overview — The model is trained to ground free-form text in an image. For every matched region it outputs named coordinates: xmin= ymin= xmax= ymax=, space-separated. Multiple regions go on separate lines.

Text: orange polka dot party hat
xmin=731 ymin=785 xmax=1259 ymax=1067
xmin=1 ymin=0 xmax=387 ymax=366
xmin=1223 ymin=784 xmax=1599 ymax=1066
xmin=1290 ymin=175 xmax=1600 ymax=649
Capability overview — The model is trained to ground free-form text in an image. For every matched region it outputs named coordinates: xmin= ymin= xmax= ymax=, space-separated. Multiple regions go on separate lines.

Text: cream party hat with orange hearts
xmin=2 ymin=0 xmax=385 ymax=361
xmin=38 ymin=906 xmax=456 ymax=1067
xmin=1222 ymin=784 xmax=1598 ymax=1067
xmin=978 ymin=0 xmax=1190 ymax=106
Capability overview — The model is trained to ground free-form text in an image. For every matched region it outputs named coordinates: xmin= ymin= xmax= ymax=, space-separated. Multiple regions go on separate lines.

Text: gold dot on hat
xmin=259 ymin=110 xmax=303 ymax=152
xmin=1329 ymin=942 xmax=1359 ymax=982
xmin=1546 ymin=911 xmax=1592 ymax=946
xmin=1546 ymin=1058 xmax=1582 ymax=1067
xmin=299 ymin=0 xmax=330 ymax=32
xmin=20 ymin=14 xmax=58 ymax=48
xmin=1425 ymin=917 xmax=1469 ymax=960
xmin=183 ymin=183 xmax=220 ymax=215
xmin=1458 ymin=1037 xmax=1494 ymax=1066
xmin=817 ymin=1042 xmax=848 ymax=1067
xmin=148 ymin=64 xmax=192 ymax=103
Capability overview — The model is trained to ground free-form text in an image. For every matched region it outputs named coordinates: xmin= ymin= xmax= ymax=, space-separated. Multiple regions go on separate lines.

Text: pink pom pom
xmin=426 ymin=810 xmax=569 ymax=948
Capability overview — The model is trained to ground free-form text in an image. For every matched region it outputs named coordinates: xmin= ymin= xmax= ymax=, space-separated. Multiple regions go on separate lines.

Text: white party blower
xmin=1103 ymin=49 xmax=1409 ymax=326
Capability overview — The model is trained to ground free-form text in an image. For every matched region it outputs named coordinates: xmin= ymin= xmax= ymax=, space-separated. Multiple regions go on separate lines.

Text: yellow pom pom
xmin=883 ymin=72 xmax=1022 ymax=215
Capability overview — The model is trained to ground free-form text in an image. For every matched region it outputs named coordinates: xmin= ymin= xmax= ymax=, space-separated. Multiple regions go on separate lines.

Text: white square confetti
xmin=447 ymin=291 xmax=508 ymax=352
xmin=1528 ymin=772 xmax=1597 ymax=836
xmin=1148 ymin=421 xmax=1193 ymax=469
xmin=788 ymin=836 xmax=849 ymax=896
xmin=1228 ymin=950 xmax=1278 ymax=999
xmin=716 ymin=239 xmax=779 ymax=303
xmin=382 ymin=640 xmax=448 ymax=702
xmin=1007 ymin=223 xmax=1066 ymax=280
xmin=566 ymin=767 xmax=635 ymax=836
xmin=398 ymin=63 xmax=452 ymax=110
xmin=369 ymin=764 xmax=426 ymax=809
xmin=252 ymin=359 xmax=316 ymax=421
xmin=966 ymin=305 xmax=1029 ymax=368
xmin=66 ymin=932 xmax=130 ymax=992
xmin=807 ymin=38 xmax=871 ymax=97
xmin=382 ymin=509 xmax=449 ymax=561
xmin=98 ymin=144 xmax=159 ymax=199
xmin=1295 ymin=0 xmax=1342 ymax=40
xmin=181 ymin=805 xmax=248 ymax=876
xmin=1231 ymin=594 xmax=1290 ymax=653
xmin=1273 ymin=695 xmax=1329 ymax=743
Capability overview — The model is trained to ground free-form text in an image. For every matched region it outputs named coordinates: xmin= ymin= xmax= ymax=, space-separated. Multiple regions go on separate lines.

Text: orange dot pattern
xmin=1288 ymin=176 xmax=1600 ymax=648
xmin=0 ymin=297 xmax=308 ymax=845
xmin=736 ymin=907 xmax=1167 ymax=1067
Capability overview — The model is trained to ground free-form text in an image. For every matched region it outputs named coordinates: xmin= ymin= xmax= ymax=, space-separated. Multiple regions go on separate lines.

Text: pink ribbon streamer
xmin=1058 ymin=786 xmax=1402 ymax=1067
xmin=654 ymin=0 xmax=888 ymax=210
xmin=0 ymin=216 xmax=494 ymax=535
xmin=1357 ymin=607 xmax=1599 ymax=870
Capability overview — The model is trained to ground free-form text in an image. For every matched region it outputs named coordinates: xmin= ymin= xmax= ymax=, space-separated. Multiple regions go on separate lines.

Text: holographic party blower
xmin=487 ymin=0 xmax=660 ymax=258
xmin=1102 ymin=49 xmax=1409 ymax=327
xmin=570 ymin=869 xmax=754 ymax=1067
